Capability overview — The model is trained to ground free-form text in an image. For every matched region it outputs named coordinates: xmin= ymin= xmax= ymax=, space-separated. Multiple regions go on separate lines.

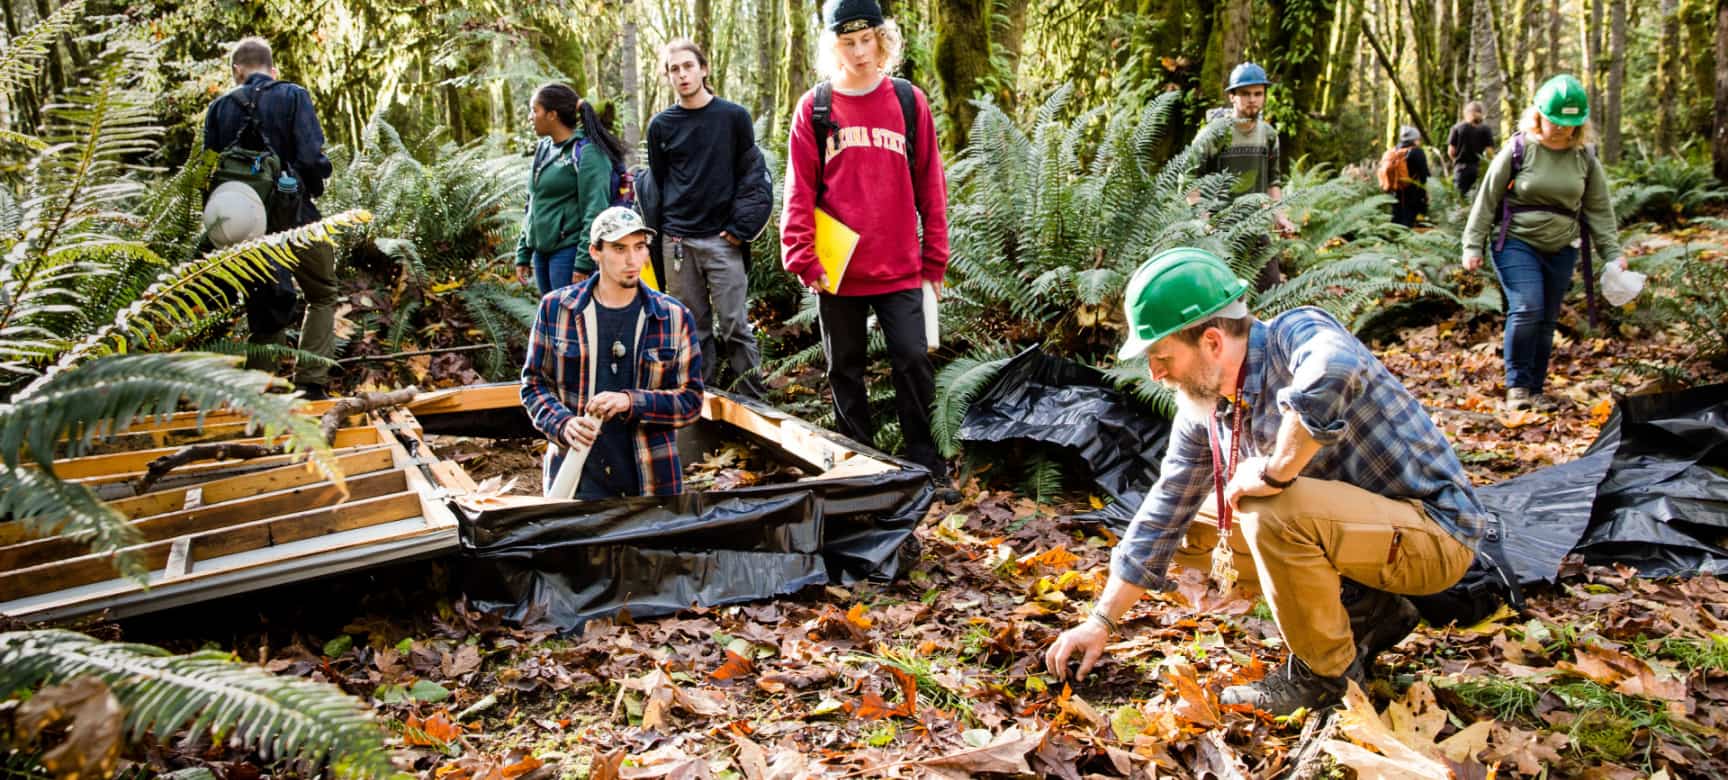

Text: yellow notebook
xmin=813 ymin=207 xmax=860 ymax=295
xmin=640 ymin=259 xmax=659 ymax=291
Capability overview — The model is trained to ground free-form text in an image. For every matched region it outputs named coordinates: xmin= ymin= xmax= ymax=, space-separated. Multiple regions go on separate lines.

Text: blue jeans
xmin=1491 ymin=236 xmax=1577 ymax=392
xmin=532 ymin=246 xmax=588 ymax=297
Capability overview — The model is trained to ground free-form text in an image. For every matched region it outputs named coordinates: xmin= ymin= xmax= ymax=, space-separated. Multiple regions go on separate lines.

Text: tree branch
xmin=135 ymin=387 xmax=420 ymax=494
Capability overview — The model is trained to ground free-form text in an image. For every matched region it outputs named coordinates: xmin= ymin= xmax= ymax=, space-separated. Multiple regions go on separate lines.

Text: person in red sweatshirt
xmin=780 ymin=0 xmax=953 ymax=491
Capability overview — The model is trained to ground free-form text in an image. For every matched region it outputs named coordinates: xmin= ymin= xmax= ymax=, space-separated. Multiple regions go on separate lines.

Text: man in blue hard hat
xmin=1190 ymin=62 xmax=1298 ymax=292
xmin=1042 ymin=248 xmax=1488 ymax=715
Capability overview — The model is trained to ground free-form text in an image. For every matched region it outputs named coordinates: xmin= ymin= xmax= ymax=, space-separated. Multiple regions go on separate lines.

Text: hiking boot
xmin=1220 ymin=654 xmax=1362 ymax=715
xmin=295 ymin=383 xmax=331 ymax=401
xmin=1531 ymin=392 xmax=1564 ymax=412
xmin=1504 ymin=387 xmax=1533 ymax=412
xmin=1345 ymin=586 xmax=1421 ymax=670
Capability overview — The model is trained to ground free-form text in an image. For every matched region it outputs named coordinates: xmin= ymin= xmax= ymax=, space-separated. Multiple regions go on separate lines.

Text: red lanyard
xmin=1206 ymin=353 xmax=1252 ymax=534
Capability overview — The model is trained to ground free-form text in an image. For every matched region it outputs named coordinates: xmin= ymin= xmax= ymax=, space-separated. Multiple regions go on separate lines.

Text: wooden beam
xmin=0 ymin=470 xmax=409 ymax=571
xmin=49 ymin=426 xmax=381 ymax=480
xmin=0 ymin=447 xmax=398 ymax=547
xmin=0 ymin=491 xmax=424 ymax=601
xmin=78 ymin=399 xmax=343 ymax=436
xmin=406 ymin=384 xmax=519 ymax=416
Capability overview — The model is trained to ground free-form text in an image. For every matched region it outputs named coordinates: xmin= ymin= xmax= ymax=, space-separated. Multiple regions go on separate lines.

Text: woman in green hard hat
xmin=1461 ymin=74 xmax=1625 ymax=413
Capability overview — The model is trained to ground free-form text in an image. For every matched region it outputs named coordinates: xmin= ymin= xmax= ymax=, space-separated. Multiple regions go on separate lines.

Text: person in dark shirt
xmin=1447 ymin=101 xmax=1497 ymax=197
xmin=644 ymin=39 xmax=772 ymax=398
xmin=203 ymin=37 xmax=337 ymax=399
xmin=1390 ymin=126 xmax=1430 ymax=228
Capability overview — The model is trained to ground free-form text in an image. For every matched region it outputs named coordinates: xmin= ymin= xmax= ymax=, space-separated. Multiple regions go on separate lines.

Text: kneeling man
xmin=522 ymin=207 xmax=705 ymax=499
xmin=1045 ymin=248 xmax=1485 ymax=714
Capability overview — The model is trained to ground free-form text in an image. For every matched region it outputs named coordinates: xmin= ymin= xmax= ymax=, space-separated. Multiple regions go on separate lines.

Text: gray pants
xmin=665 ymin=234 xmax=766 ymax=396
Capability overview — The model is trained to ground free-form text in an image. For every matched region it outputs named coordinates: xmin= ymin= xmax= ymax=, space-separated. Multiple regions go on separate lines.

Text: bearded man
xmin=1042 ymin=248 xmax=1487 ymax=714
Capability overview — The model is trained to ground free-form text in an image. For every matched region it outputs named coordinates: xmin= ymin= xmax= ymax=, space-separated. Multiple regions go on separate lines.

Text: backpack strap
xmin=812 ymin=81 xmax=836 ymax=203
xmin=222 ymin=80 xmax=292 ymax=174
xmin=890 ymin=77 xmax=918 ymax=186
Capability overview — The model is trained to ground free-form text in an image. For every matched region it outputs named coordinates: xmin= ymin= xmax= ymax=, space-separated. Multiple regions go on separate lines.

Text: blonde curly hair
xmin=815 ymin=19 xmax=904 ymax=81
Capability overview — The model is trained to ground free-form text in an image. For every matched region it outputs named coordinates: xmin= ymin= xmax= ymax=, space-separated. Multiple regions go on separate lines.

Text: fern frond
xmin=0 ymin=466 xmax=144 ymax=578
xmin=0 ymin=630 xmax=393 ymax=777
xmin=0 ymin=0 xmax=85 ymax=95
xmin=28 ymin=211 xmax=373 ymax=388
xmin=931 ymin=347 xmax=1014 ymax=457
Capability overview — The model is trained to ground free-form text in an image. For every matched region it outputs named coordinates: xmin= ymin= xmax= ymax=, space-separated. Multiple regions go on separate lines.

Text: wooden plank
xmin=91 ymin=447 xmax=398 ymax=523
xmin=406 ymin=384 xmax=519 ymax=416
xmin=701 ymin=395 xmax=852 ymax=471
xmin=0 ymin=491 xmax=424 ymax=601
xmin=82 ymin=399 xmax=342 ymax=436
xmin=0 ymin=469 xmax=409 ymax=571
xmin=50 ymin=426 xmax=381 ymax=480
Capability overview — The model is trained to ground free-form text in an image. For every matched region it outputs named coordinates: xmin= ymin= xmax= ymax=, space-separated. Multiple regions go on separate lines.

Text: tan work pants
xmin=1171 ymin=477 xmax=1475 ymax=677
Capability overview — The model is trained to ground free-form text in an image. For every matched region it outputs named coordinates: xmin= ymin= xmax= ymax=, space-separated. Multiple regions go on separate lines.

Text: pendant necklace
xmin=610 ymin=339 xmax=626 ymax=375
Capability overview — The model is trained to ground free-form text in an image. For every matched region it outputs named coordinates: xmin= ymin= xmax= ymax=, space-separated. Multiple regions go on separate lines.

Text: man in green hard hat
xmin=1043 ymin=247 xmax=1490 ymax=714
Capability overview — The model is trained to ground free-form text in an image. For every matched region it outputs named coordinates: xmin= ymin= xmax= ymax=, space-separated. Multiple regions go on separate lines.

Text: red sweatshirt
xmin=780 ymin=77 xmax=950 ymax=297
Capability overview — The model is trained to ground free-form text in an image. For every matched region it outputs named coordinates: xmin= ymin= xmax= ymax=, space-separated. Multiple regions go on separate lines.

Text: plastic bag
xmin=1600 ymin=263 xmax=1647 ymax=306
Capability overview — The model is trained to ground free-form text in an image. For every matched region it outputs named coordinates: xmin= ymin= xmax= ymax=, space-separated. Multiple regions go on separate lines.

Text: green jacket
xmin=515 ymin=130 xmax=613 ymax=272
xmin=1462 ymin=133 xmax=1620 ymax=264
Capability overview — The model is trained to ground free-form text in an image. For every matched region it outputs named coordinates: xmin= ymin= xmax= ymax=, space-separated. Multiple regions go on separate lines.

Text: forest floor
xmin=113 ymin=236 xmax=1728 ymax=779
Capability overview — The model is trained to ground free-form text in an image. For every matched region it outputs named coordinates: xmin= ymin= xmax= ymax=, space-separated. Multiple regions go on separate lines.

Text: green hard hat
xmin=1535 ymin=75 xmax=1589 ymax=127
xmin=1117 ymin=248 xmax=1250 ymax=361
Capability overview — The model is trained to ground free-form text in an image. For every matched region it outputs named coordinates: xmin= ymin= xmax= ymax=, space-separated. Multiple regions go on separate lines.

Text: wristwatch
xmin=1260 ymin=465 xmax=1296 ymax=489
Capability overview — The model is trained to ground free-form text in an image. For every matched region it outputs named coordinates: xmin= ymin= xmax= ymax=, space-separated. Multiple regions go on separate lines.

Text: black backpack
xmin=210 ymin=80 xmax=302 ymax=233
xmin=810 ymin=77 xmax=921 ymax=201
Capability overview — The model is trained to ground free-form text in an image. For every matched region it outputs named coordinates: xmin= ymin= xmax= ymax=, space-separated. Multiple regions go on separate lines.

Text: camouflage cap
xmin=589 ymin=206 xmax=655 ymax=245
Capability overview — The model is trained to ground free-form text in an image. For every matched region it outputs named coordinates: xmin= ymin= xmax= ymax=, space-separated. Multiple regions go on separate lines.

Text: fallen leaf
xmin=14 ymin=677 xmax=125 ymax=780
xmin=918 ymin=726 xmax=1045 ymax=779
xmin=710 ymin=649 xmax=756 ymax=683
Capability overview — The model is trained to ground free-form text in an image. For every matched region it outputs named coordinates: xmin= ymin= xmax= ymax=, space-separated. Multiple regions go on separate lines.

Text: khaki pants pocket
xmin=1328 ymin=522 xmax=1398 ymax=588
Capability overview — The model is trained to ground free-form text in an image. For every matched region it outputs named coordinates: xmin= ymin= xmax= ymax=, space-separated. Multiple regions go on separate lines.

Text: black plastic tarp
xmin=955 ymin=348 xmax=1170 ymax=524
xmin=450 ymin=391 xmax=933 ymax=630
xmin=957 ymin=348 xmax=1728 ymax=586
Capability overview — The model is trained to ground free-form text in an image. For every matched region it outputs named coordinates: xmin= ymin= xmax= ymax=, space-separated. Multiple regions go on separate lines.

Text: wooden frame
xmin=2 ymin=386 xmax=908 ymax=622
xmin=2 ymin=402 xmax=465 ymax=622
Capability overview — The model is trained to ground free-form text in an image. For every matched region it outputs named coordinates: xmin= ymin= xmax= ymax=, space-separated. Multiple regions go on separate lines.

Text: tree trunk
xmin=1324 ymin=0 xmax=1365 ymax=115
xmin=934 ymin=0 xmax=991 ymax=149
xmin=1268 ymin=0 xmax=1337 ymax=161
xmin=781 ymin=0 xmax=813 ymax=112
xmin=1583 ymin=0 xmax=1604 ymax=113
xmin=695 ymin=0 xmax=713 ymax=58
xmin=1362 ymin=15 xmax=1432 ymax=145
xmin=621 ymin=0 xmax=641 ymax=158
xmin=1603 ymin=0 xmax=1626 ymax=162
xmin=756 ymin=0 xmax=781 ymax=141
xmin=1470 ymin=0 xmax=1503 ymax=130
xmin=1658 ymin=0 xmax=1682 ymax=152
xmin=995 ymin=0 xmax=1029 ymax=107
xmin=1714 ymin=0 xmax=1728 ymax=182
xmin=1508 ymin=0 xmax=1532 ymax=113
xmin=1547 ymin=0 xmax=1562 ymax=75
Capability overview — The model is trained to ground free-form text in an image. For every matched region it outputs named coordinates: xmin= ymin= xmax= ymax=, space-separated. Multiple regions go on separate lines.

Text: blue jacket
xmin=203 ymin=72 xmax=333 ymax=224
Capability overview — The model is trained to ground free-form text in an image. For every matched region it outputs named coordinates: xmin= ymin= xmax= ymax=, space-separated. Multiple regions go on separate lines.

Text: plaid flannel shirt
xmin=520 ymin=280 xmax=705 ymax=496
xmin=1110 ymin=307 xmax=1488 ymax=591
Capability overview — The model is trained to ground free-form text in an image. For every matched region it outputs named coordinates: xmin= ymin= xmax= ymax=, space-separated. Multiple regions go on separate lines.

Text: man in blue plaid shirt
xmin=521 ymin=207 xmax=705 ymax=499
xmin=1044 ymin=248 xmax=1487 ymax=714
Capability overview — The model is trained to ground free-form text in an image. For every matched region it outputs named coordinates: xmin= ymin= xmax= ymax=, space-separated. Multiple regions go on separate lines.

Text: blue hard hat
xmin=1227 ymin=62 xmax=1271 ymax=93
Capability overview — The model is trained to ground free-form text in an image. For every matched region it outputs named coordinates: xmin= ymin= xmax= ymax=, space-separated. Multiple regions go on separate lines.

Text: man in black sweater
xmin=645 ymin=39 xmax=773 ymax=398
xmin=203 ymin=37 xmax=337 ymax=399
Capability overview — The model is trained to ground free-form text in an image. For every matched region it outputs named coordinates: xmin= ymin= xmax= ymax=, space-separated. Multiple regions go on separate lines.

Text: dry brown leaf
xmin=14 ymin=677 xmax=125 ymax=780
xmin=730 ymin=733 xmax=768 ymax=780
xmin=1437 ymin=720 xmax=1494 ymax=764
xmin=710 ymin=649 xmax=756 ymax=683
xmin=1318 ymin=680 xmax=1452 ymax=779
xmin=917 ymin=726 xmax=1045 ymax=779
